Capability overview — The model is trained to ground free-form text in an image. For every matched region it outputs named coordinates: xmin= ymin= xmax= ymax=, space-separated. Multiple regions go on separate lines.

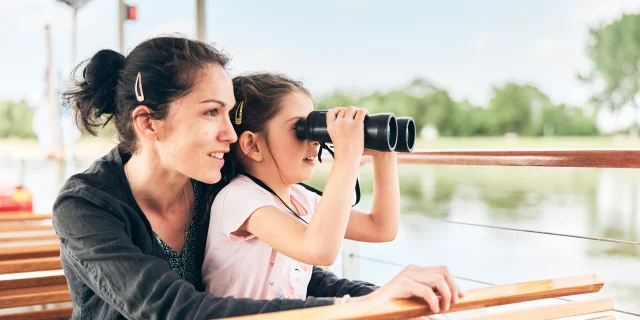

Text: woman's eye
xmin=206 ymin=109 xmax=219 ymax=117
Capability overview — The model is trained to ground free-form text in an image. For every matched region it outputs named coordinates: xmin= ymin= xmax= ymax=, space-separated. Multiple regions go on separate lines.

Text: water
xmin=311 ymin=164 xmax=640 ymax=318
xmin=1 ymin=156 xmax=638 ymax=318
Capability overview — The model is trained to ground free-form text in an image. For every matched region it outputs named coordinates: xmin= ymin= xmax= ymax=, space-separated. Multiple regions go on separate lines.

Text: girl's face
xmin=154 ymin=64 xmax=238 ymax=184
xmin=260 ymin=91 xmax=319 ymax=185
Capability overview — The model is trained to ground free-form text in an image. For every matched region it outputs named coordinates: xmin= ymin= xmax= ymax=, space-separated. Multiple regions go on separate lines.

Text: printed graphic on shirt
xmin=267 ymin=259 xmax=312 ymax=300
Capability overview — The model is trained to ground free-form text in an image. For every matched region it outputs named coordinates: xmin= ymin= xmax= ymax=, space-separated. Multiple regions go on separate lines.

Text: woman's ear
xmin=238 ymin=131 xmax=263 ymax=162
xmin=131 ymin=105 xmax=161 ymax=141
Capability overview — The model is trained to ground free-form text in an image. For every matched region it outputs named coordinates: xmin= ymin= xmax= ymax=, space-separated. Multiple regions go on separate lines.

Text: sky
xmin=1 ymin=0 xmax=640 ymax=131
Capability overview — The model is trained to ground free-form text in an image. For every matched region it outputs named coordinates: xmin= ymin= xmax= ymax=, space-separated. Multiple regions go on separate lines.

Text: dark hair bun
xmin=83 ymin=49 xmax=126 ymax=115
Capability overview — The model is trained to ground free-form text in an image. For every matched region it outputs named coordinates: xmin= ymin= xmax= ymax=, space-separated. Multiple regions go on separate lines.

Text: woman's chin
xmin=194 ymin=171 xmax=222 ymax=185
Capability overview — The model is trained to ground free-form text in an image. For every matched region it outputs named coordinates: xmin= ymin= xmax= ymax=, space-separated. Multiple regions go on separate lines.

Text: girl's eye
xmin=206 ymin=109 xmax=219 ymax=117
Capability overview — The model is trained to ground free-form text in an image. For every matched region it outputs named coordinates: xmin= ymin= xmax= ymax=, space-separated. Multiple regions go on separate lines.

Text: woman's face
xmin=155 ymin=63 xmax=238 ymax=184
xmin=260 ymin=91 xmax=319 ymax=184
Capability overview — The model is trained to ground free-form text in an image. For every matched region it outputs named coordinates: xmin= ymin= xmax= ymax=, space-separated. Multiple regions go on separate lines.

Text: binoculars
xmin=295 ymin=110 xmax=415 ymax=152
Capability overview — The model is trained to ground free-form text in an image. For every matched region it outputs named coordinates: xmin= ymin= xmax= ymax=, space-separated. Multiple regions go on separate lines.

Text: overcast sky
xmin=2 ymin=0 xmax=640 ymax=131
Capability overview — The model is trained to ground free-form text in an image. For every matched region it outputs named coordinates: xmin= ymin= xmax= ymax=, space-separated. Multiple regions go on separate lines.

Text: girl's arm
xmin=239 ymin=157 xmax=361 ymax=266
xmin=344 ymin=151 xmax=400 ymax=242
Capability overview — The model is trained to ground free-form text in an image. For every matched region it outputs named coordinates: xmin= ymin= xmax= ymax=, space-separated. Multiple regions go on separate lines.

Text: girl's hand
xmin=326 ymin=106 xmax=368 ymax=166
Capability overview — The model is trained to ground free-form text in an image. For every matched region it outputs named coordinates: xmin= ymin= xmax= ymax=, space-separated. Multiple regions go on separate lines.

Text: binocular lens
xmin=395 ymin=117 xmax=415 ymax=153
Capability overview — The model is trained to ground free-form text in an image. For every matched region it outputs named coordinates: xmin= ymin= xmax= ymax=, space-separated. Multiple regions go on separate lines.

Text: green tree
xmin=541 ymin=104 xmax=598 ymax=136
xmin=488 ymin=83 xmax=552 ymax=136
xmin=581 ymin=13 xmax=640 ymax=133
xmin=0 ymin=100 xmax=36 ymax=138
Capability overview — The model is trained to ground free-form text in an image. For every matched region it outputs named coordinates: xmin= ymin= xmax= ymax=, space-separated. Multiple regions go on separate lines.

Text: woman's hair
xmin=62 ymin=36 xmax=230 ymax=153
xmin=219 ymin=73 xmax=311 ymax=183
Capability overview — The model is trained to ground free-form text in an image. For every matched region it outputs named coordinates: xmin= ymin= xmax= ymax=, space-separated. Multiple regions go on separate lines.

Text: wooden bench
xmin=0 ymin=212 xmax=71 ymax=320
xmin=0 ymin=271 xmax=617 ymax=320
xmin=0 ymin=258 xmax=71 ymax=320
xmin=0 ymin=244 xmax=61 ymax=261
xmin=0 ymin=215 xmax=621 ymax=319
xmin=0 ymin=213 xmax=56 ymax=244
xmin=0 ymin=213 xmax=53 ymax=222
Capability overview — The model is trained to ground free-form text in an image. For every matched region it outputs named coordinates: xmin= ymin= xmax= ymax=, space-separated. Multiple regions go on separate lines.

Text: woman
xmin=54 ymin=36 xmax=463 ymax=319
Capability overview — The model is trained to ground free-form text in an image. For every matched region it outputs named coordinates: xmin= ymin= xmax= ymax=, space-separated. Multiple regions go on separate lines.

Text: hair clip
xmin=235 ymin=101 xmax=244 ymax=125
xmin=135 ymin=72 xmax=144 ymax=102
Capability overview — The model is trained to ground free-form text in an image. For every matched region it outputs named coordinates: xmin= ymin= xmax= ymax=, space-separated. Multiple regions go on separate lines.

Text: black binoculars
xmin=295 ymin=110 xmax=415 ymax=152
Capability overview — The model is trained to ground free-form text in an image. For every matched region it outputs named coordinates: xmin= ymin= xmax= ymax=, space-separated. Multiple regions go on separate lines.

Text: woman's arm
xmin=307 ymin=266 xmax=379 ymax=298
xmin=53 ymin=190 xmax=335 ymax=319
xmin=344 ymin=152 xmax=400 ymax=242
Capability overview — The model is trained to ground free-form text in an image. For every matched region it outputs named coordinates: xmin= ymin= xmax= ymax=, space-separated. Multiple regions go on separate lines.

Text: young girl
xmin=202 ymin=73 xmax=400 ymax=300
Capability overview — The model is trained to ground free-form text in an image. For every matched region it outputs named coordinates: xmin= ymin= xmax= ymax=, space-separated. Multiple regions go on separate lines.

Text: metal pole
xmin=72 ymin=7 xmax=77 ymax=65
xmin=196 ymin=0 xmax=206 ymax=41
xmin=45 ymin=25 xmax=66 ymax=190
xmin=342 ymin=240 xmax=360 ymax=280
xmin=118 ymin=0 xmax=125 ymax=53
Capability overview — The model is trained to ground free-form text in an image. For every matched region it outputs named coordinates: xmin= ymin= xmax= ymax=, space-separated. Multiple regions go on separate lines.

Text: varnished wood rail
xmin=0 ymin=234 xmax=59 ymax=243
xmin=0 ymin=307 xmax=74 ymax=320
xmin=0 ymin=274 xmax=67 ymax=291
xmin=0 ymin=256 xmax=62 ymax=274
xmin=0 ymin=244 xmax=60 ymax=261
xmin=227 ymin=274 xmax=605 ymax=320
xmin=0 ymin=213 xmax=52 ymax=222
xmin=356 ymin=149 xmax=640 ymax=168
xmin=0 ymin=224 xmax=54 ymax=233
xmin=465 ymin=298 xmax=614 ymax=320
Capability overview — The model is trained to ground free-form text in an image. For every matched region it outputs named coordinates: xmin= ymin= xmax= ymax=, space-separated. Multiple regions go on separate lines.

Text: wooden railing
xmin=228 ymin=275 xmax=612 ymax=319
xmin=360 ymin=149 xmax=640 ymax=168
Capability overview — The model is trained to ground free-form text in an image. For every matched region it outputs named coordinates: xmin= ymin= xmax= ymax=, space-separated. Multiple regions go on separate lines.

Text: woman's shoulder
xmin=54 ymin=147 xmax=131 ymax=217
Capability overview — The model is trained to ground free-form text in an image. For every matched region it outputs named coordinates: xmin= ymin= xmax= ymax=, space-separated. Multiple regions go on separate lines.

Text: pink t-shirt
xmin=202 ymin=174 xmax=320 ymax=300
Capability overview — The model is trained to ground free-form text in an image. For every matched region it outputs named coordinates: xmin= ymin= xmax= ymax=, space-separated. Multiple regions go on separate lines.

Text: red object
xmin=0 ymin=186 xmax=33 ymax=213
xmin=127 ymin=5 xmax=137 ymax=20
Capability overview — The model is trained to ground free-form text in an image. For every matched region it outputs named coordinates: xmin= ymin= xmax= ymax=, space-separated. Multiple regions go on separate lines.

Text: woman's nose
xmin=220 ymin=117 xmax=238 ymax=143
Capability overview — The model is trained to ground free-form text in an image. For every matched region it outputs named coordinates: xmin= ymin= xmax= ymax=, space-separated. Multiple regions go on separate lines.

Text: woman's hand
xmin=347 ymin=265 xmax=465 ymax=314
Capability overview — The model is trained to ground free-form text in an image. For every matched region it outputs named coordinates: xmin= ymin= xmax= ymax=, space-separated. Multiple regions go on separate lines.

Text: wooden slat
xmin=464 ymin=298 xmax=614 ymax=320
xmin=0 ymin=288 xmax=71 ymax=308
xmin=0 ymin=224 xmax=53 ymax=232
xmin=0 ymin=307 xmax=73 ymax=320
xmin=0 ymin=257 xmax=62 ymax=274
xmin=0 ymin=274 xmax=67 ymax=291
xmin=0 ymin=213 xmax=52 ymax=222
xmin=0 ymin=234 xmax=58 ymax=243
xmin=2 ymin=284 xmax=69 ymax=297
xmin=358 ymin=149 xmax=640 ymax=168
xmin=0 ymin=244 xmax=60 ymax=261
xmin=227 ymin=274 xmax=604 ymax=320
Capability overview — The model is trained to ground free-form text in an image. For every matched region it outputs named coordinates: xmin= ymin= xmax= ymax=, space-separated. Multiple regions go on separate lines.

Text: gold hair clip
xmin=235 ymin=101 xmax=244 ymax=125
xmin=135 ymin=72 xmax=144 ymax=102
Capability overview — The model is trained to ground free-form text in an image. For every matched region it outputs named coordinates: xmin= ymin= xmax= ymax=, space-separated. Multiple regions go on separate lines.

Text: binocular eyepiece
xmin=295 ymin=110 xmax=415 ymax=152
